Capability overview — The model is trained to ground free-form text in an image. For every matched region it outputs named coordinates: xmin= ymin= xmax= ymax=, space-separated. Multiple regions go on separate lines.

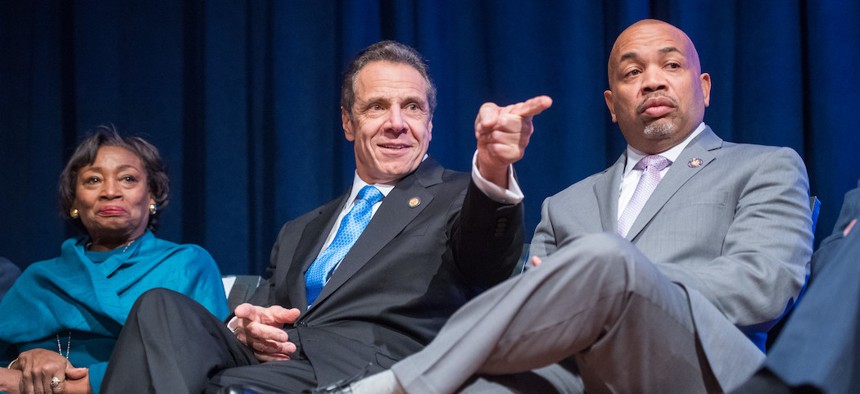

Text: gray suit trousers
xmin=391 ymin=233 xmax=763 ymax=393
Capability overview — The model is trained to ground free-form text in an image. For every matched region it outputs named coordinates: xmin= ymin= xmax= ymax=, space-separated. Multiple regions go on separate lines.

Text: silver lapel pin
xmin=688 ymin=158 xmax=703 ymax=168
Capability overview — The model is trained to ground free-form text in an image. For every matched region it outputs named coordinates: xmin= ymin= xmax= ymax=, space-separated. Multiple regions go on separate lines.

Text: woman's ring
xmin=50 ymin=376 xmax=61 ymax=388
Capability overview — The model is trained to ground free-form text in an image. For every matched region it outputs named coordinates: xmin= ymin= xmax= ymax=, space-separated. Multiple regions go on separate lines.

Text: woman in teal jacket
xmin=0 ymin=126 xmax=228 ymax=394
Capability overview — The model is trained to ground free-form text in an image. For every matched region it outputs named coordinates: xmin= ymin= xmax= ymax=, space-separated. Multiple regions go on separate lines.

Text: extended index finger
xmin=511 ymin=95 xmax=553 ymax=118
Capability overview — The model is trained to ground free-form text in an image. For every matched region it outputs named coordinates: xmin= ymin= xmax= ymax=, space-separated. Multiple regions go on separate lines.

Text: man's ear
xmin=342 ymin=106 xmax=355 ymax=142
xmin=700 ymin=73 xmax=712 ymax=108
xmin=427 ymin=118 xmax=433 ymax=141
xmin=604 ymin=90 xmax=617 ymax=123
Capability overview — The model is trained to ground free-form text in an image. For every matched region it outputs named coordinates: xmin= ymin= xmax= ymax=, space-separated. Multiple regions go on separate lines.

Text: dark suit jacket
xmin=0 ymin=257 xmax=19 ymax=300
xmin=247 ymin=158 xmax=523 ymax=384
xmin=766 ymin=179 xmax=860 ymax=393
xmin=810 ymin=179 xmax=860 ymax=278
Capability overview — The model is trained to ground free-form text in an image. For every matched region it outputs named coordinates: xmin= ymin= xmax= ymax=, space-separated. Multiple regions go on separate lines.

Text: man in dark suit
xmin=99 ymin=41 xmax=552 ymax=393
xmin=0 ymin=257 xmax=19 ymax=300
xmin=336 ymin=19 xmax=813 ymax=394
xmin=733 ymin=179 xmax=860 ymax=394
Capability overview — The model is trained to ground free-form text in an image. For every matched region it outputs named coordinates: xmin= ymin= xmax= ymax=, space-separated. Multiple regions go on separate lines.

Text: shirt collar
xmin=347 ymin=154 xmax=428 ymax=202
xmin=623 ymin=122 xmax=706 ymax=175
xmin=347 ymin=175 xmax=395 ymax=205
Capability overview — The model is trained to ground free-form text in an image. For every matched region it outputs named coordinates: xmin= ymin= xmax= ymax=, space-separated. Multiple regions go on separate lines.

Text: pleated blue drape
xmin=2 ymin=0 xmax=858 ymax=275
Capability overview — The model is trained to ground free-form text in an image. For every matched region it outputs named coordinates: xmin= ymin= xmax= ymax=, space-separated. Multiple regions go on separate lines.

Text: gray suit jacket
xmin=530 ymin=127 xmax=813 ymax=387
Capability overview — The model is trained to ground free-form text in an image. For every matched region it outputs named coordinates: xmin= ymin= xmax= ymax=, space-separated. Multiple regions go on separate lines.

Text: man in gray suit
xmin=331 ymin=19 xmax=813 ymax=394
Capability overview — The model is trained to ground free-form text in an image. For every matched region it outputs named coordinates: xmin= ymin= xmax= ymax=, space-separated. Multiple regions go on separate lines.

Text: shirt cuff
xmin=471 ymin=151 xmax=524 ymax=205
xmin=227 ymin=316 xmax=239 ymax=334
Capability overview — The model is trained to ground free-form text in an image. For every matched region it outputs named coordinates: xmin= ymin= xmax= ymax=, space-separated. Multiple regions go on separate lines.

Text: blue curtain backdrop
xmin=2 ymin=0 xmax=858 ymax=276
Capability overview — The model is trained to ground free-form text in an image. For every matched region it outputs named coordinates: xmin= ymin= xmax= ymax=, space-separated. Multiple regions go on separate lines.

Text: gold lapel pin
xmin=408 ymin=197 xmax=421 ymax=208
xmin=688 ymin=158 xmax=703 ymax=168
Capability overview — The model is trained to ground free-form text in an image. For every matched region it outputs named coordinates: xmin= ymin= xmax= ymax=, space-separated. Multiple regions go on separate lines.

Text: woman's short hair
xmin=58 ymin=124 xmax=169 ymax=232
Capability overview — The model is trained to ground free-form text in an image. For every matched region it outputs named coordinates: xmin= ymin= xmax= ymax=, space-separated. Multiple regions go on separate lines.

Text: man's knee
xmin=131 ymin=287 xmax=201 ymax=320
xmin=137 ymin=287 xmax=184 ymax=303
xmin=575 ymin=233 xmax=633 ymax=260
xmin=551 ymin=233 xmax=640 ymax=275
xmin=547 ymin=232 xmax=664 ymax=298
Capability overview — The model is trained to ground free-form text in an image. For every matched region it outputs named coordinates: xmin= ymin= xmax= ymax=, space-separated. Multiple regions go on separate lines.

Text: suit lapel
xmin=595 ymin=155 xmax=626 ymax=232
xmin=305 ymin=159 xmax=444 ymax=312
xmin=626 ymin=127 xmax=723 ymax=240
xmin=283 ymin=196 xmax=346 ymax=311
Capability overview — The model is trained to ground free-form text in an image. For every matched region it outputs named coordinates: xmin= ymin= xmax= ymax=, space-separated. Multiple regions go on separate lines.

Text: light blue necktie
xmin=305 ymin=185 xmax=384 ymax=306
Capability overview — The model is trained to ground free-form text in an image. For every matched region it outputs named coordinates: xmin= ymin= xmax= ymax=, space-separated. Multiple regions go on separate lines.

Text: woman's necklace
xmin=85 ymin=237 xmax=138 ymax=252
xmin=55 ymin=331 xmax=71 ymax=359
xmin=121 ymin=237 xmax=137 ymax=253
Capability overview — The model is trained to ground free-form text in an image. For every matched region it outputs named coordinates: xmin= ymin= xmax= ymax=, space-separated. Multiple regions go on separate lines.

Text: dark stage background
xmin=2 ymin=1 xmax=858 ymax=276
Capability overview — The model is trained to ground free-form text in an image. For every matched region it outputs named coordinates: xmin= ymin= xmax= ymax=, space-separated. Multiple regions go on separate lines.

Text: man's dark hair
xmin=341 ymin=40 xmax=437 ymax=118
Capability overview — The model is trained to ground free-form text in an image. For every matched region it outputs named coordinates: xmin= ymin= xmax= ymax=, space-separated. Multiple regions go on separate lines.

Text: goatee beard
xmin=644 ymin=121 xmax=674 ymax=137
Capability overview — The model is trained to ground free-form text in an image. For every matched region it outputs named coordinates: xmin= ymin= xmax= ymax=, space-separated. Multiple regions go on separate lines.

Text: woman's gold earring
xmin=149 ymin=203 xmax=158 ymax=215
xmin=70 ymin=208 xmax=79 ymax=219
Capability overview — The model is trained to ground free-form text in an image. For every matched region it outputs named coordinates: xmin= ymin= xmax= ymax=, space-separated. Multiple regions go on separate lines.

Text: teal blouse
xmin=0 ymin=231 xmax=229 ymax=394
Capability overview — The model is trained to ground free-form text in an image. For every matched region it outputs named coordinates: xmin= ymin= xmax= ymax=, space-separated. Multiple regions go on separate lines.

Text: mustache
xmin=637 ymin=93 xmax=677 ymax=113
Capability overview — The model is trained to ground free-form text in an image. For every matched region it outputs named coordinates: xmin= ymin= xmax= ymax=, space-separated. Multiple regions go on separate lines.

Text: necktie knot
xmin=635 ymin=155 xmax=671 ymax=172
xmin=357 ymin=185 xmax=384 ymax=205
